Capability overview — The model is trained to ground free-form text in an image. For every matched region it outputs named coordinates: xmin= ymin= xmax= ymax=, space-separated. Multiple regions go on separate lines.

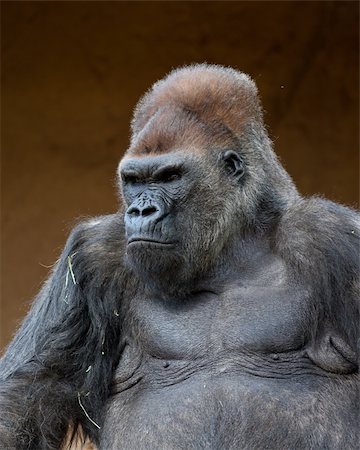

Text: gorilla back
xmin=0 ymin=65 xmax=359 ymax=450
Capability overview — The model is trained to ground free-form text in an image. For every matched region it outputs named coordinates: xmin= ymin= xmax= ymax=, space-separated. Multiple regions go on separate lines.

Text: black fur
xmin=1 ymin=65 xmax=359 ymax=449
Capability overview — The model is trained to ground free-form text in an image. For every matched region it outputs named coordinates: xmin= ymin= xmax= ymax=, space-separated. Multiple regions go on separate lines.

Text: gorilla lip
xmin=127 ymin=237 xmax=174 ymax=246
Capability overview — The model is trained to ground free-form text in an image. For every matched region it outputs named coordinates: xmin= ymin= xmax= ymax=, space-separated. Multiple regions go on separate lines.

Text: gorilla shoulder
xmin=72 ymin=214 xmax=126 ymax=262
xmin=276 ymin=196 xmax=359 ymax=270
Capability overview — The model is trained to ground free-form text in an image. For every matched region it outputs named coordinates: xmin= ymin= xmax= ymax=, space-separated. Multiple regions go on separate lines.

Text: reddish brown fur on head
xmin=128 ymin=64 xmax=262 ymax=156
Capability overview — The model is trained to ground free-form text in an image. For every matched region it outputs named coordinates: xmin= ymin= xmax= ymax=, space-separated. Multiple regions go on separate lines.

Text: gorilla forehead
xmin=128 ymin=105 xmax=237 ymax=157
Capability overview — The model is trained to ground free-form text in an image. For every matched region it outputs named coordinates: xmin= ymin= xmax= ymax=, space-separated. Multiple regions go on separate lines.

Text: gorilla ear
xmin=221 ymin=150 xmax=245 ymax=181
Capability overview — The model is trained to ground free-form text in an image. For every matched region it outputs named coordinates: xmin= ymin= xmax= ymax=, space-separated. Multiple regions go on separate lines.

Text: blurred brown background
xmin=1 ymin=1 xmax=358 ymax=350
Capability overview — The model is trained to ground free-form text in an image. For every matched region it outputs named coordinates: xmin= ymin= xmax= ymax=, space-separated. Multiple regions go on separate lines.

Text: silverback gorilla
xmin=0 ymin=64 xmax=359 ymax=450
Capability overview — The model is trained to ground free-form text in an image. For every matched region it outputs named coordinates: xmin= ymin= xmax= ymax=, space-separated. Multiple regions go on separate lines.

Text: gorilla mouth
xmin=128 ymin=237 xmax=175 ymax=246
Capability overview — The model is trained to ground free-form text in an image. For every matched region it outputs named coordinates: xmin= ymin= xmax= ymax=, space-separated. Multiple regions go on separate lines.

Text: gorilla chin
xmin=125 ymin=239 xmax=183 ymax=280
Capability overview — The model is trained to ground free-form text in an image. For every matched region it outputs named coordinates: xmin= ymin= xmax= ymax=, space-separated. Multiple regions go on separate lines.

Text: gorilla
xmin=0 ymin=64 xmax=359 ymax=450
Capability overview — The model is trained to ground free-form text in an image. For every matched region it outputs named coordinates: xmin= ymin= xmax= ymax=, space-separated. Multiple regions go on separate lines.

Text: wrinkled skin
xmin=0 ymin=65 xmax=359 ymax=450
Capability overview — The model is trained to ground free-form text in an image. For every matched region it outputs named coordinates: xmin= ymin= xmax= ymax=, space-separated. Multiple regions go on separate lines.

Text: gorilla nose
xmin=125 ymin=200 xmax=166 ymax=238
xmin=127 ymin=205 xmax=159 ymax=217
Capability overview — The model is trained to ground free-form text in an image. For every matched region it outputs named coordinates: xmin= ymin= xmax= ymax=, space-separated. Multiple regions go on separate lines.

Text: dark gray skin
xmin=0 ymin=65 xmax=358 ymax=450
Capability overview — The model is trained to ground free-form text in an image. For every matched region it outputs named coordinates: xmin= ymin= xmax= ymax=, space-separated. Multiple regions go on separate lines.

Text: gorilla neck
xmin=203 ymin=234 xmax=276 ymax=286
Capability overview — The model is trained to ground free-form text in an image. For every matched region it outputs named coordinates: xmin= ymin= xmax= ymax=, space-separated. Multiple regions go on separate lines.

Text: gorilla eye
xmin=221 ymin=150 xmax=245 ymax=180
xmin=155 ymin=168 xmax=182 ymax=183
xmin=122 ymin=173 xmax=141 ymax=184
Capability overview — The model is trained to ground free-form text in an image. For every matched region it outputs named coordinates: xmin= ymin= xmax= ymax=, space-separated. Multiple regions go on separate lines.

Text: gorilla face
xmin=120 ymin=152 xmax=190 ymax=276
xmin=119 ymin=150 xmax=245 ymax=291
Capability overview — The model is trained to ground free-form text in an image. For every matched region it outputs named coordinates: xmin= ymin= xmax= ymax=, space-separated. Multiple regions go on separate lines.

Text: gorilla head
xmin=119 ymin=65 xmax=298 ymax=293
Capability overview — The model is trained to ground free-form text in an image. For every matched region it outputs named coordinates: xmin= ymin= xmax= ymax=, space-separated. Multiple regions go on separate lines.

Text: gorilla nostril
xmin=127 ymin=207 xmax=140 ymax=217
xmin=127 ymin=204 xmax=159 ymax=218
xmin=141 ymin=206 xmax=158 ymax=217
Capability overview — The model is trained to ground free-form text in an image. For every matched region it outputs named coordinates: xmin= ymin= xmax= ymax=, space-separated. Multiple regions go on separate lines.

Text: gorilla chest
xmin=133 ymin=278 xmax=309 ymax=358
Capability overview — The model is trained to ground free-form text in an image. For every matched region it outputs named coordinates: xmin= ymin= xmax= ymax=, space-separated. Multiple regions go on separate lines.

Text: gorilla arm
xmin=0 ymin=214 xmax=126 ymax=450
xmin=276 ymin=197 xmax=359 ymax=374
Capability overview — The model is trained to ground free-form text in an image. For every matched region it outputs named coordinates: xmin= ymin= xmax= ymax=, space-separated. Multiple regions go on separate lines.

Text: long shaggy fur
xmin=0 ymin=64 xmax=358 ymax=449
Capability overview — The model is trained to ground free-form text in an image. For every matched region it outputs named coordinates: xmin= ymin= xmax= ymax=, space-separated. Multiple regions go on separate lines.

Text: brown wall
xmin=1 ymin=1 xmax=358 ymax=350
